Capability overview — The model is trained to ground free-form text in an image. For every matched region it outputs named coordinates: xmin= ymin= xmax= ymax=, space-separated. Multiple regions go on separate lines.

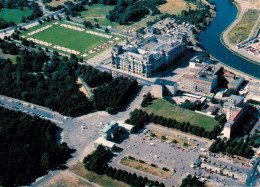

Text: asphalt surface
xmin=0 ymin=85 xmax=150 ymax=186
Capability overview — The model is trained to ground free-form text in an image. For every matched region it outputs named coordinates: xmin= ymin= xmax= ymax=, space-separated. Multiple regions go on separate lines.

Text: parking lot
xmin=109 ymin=125 xmax=210 ymax=186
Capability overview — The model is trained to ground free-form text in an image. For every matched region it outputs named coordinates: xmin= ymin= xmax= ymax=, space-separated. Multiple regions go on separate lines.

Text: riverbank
xmin=221 ymin=1 xmax=260 ymax=65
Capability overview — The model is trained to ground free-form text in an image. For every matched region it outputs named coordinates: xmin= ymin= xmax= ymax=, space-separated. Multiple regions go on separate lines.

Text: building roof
xmin=207 ymin=105 xmax=218 ymax=113
xmin=94 ymin=137 xmax=116 ymax=148
xmin=118 ymin=121 xmax=134 ymax=131
xmin=229 ymin=94 xmax=244 ymax=103
xmin=101 ymin=121 xmax=118 ymax=133
xmin=181 ymin=74 xmax=193 ymax=79
xmin=223 ymin=70 xmax=235 ymax=78
xmin=228 ymin=76 xmax=245 ymax=87
xmin=231 ymin=108 xmax=242 ymax=121
xmin=154 ymin=79 xmax=177 ymax=86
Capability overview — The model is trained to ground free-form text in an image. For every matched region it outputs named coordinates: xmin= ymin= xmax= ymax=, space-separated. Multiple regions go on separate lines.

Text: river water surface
xmin=199 ymin=0 xmax=260 ymax=78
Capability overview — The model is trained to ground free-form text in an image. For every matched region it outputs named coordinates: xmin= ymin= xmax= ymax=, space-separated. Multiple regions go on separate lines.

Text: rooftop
xmin=94 ymin=137 xmax=116 ymax=148
xmin=101 ymin=121 xmax=118 ymax=133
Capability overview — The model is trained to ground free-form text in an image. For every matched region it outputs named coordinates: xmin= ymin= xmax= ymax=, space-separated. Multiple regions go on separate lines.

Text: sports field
xmin=0 ymin=8 xmax=33 ymax=24
xmin=142 ymin=99 xmax=219 ymax=131
xmin=30 ymin=24 xmax=109 ymax=54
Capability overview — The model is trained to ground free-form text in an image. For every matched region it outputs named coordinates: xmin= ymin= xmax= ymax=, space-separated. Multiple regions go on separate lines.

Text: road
xmin=0 ymin=85 xmax=150 ymax=186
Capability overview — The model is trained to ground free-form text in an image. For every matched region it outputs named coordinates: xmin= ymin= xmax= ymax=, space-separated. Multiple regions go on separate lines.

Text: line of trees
xmin=83 ymin=145 xmax=165 ymax=187
xmin=125 ymin=109 xmax=222 ymax=139
xmin=209 ymin=138 xmax=254 ymax=158
xmin=180 ymin=174 xmax=205 ymax=187
xmin=0 ymin=106 xmax=75 ymax=186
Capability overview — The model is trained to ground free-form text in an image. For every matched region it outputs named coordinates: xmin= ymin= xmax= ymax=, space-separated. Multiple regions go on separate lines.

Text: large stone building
xmin=180 ymin=57 xmax=221 ymax=94
xmin=111 ymin=32 xmax=186 ymax=77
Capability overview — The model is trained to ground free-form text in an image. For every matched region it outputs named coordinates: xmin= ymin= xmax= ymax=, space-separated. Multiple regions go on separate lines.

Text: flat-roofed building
xmin=94 ymin=137 xmax=116 ymax=150
xmin=248 ymin=82 xmax=260 ymax=96
xmin=117 ymin=121 xmax=134 ymax=134
xmin=151 ymin=84 xmax=163 ymax=98
xmin=228 ymin=94 xmax=244 ymax=104
xmin=180 ymin=63 xmax=220 ymax=94
xmin=228 ymin=75 xmax=245 ymax=91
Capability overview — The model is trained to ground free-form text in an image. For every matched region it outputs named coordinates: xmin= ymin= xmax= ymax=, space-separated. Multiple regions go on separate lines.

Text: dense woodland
xmin=209 ymin=138 xmax=254 ymax=158
xmin=125 ymin=109 xmax=222 ymax=139
xmin=83 ymin=146 xmax=165 ymax=187
xmin=77 ymin=65 xmax=112 ymax=88
xmin=180 ymin=174 xmax=205 ymax=187
xmin=107 ymin=0 xmax=166 ymax=24
xmin=0 ymin=107 xmax=74 ymax=186
xmin=0 ymin=39 xmax=138 ymax=116
xmin=92 ymin=77 xmax=138 ymax=113
xmin=0 ymin=0 xmax=43 ymax=29
xmin=0 ymin=39 xmax=93 ymax=116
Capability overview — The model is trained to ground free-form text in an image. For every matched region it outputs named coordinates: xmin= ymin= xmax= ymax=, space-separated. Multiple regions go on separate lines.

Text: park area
xmin=69 ymin=162 xmax=128 ymax=187
xmin=0 ymin=8 xmax=32 ymax=24
xmin=81 ymin=4 xmax=121 ymax=28
xmin=142 ymin=99 xmax=219 ymax=131
xmin=22 ymin=21 xmax=122 ymax=58
xmin=228 ymin=9 xmax=260 ymax=44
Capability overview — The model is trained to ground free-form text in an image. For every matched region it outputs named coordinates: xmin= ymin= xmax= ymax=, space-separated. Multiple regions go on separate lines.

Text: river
xmin=199 ymin=0 xmax=260 ymax=79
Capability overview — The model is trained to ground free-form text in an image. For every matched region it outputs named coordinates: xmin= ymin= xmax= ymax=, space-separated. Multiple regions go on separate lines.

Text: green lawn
xmin=81 ymin=4 xmax=122 ymax=28
xmin=81 ymin=4 xmax=114 ymax=18
xmin=142 ymin=99 xmax=219 ymax=131
xmin=0 ymin=8 xmax=33 ymax=24
xmin=30 ymin=24 xmax=110 ymax=54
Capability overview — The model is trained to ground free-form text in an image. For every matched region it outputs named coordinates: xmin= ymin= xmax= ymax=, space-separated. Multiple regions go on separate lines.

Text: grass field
xmin=69 ymin=162 xmax=128 ymax=187
xmin=158 ymin=0 xmax=196 ymax=15
xmin=48 ymin=0 xmax=76 ymax=7
xmin=0 ymin=8 xmax=33 ymax=24
xmin=120 ymin=157 xmax=172 ymax=179
xmin=228 ymin=9 xmax=260 ymax=44
xmin=142 ymin=99 xmax=219 ymax=131
xmin=81 ymin=4 xmax=122 ymax=28
xmin=26 ymin=24 xmax=109 ymax=54
xmin=149 ymin=130 xmax=196 ymax=148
